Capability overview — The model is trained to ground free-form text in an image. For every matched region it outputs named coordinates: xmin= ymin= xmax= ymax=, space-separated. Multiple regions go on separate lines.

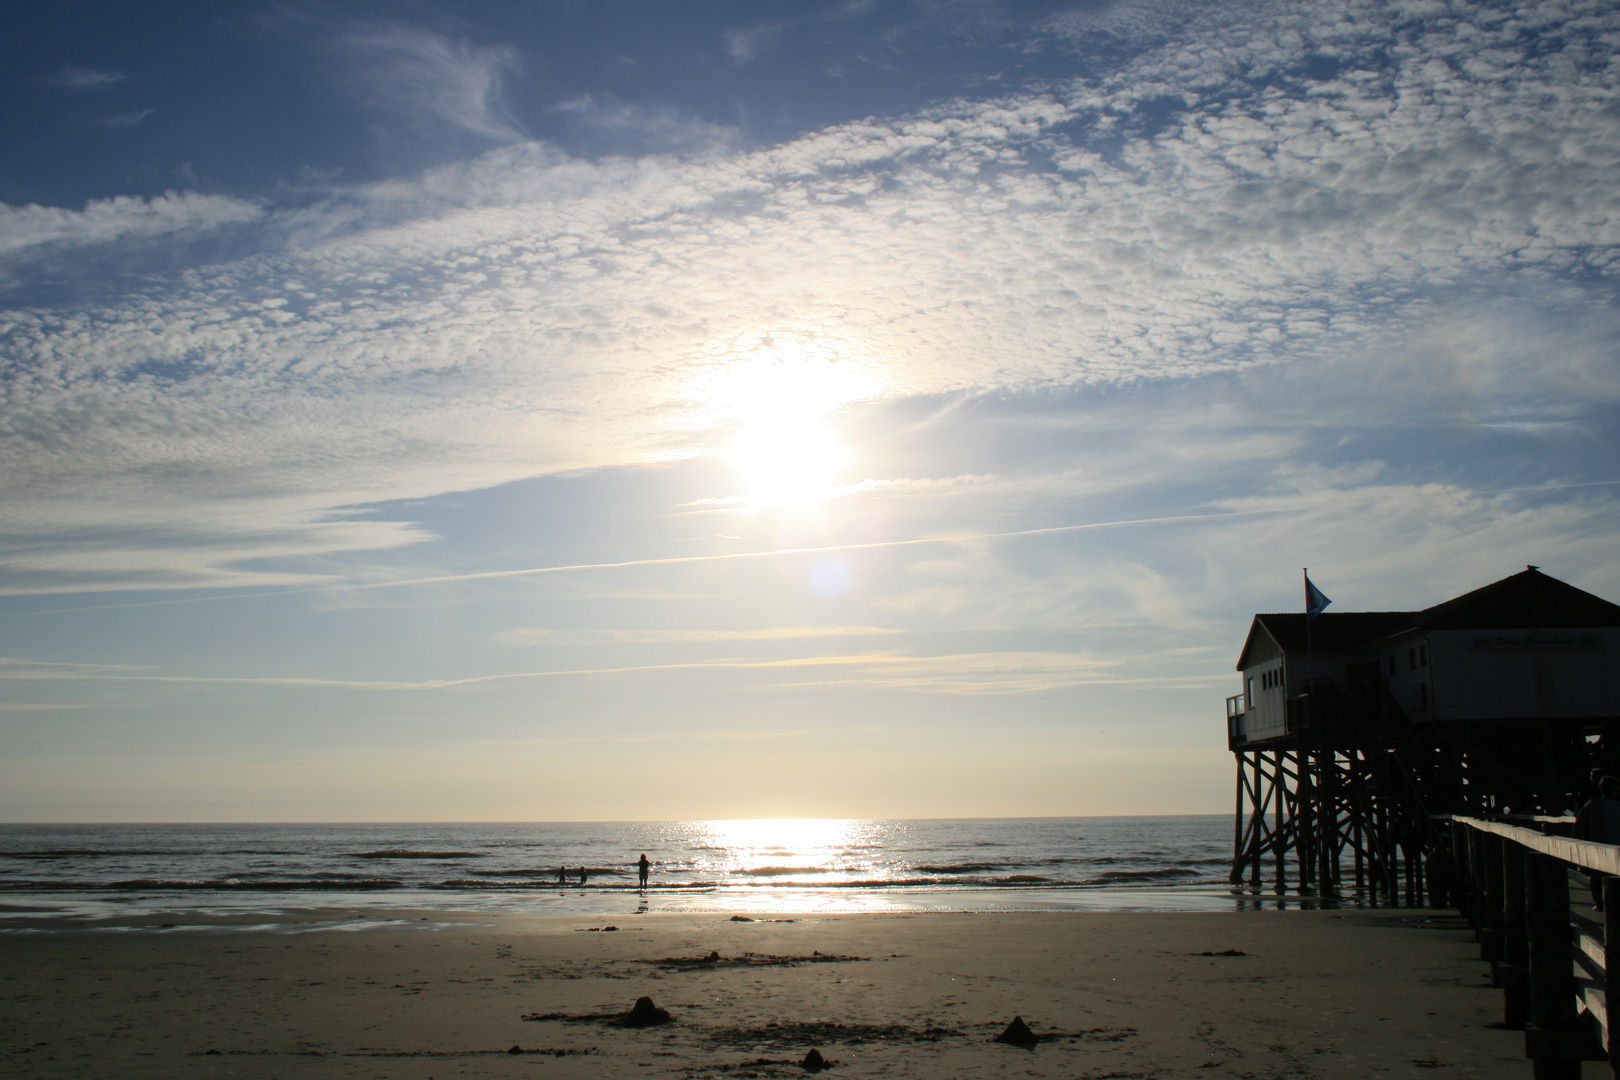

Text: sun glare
xmin=699 ymin=818 xmax=858 ymax=867
xmin=730 ymin=416 xmax=850 ymax=508
xmin=695 ymin=337 xmax=869 ymax=509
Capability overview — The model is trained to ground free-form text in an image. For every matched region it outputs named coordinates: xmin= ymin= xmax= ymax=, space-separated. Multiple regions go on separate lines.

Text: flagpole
xmin=1304 ymin=567 xmax=1316 ymax=894
xmin=1303 ymin=568 xmax=1313 ymax=730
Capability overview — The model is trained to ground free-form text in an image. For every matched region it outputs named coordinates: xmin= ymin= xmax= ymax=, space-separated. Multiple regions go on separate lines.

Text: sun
xmin=729 ymin=413 xmax=850 ymax=508
xmin=697 ymin=336 xmax=869 ymax=509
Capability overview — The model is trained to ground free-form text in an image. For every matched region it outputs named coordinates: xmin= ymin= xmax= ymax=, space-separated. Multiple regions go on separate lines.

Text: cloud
xmin=494 ymin=625 xmax=904 ymax=646
xmin=723 ymin=24 xmax=783 ymax=63
xmin=0 ymin=190 xmax=263 ymax=256
xmin=0 ymin=658 xmax=146 ymax=677
xmin=824 ymin=0 xmax=877 ymax=20
xmin=49 ymin=66 xmax=127 ymax=90
xmin=96 ymin=109 xmax=155 ymax=129
xmin=3 ymin=0 xmax=1619 ymax=594
xmin=0 ymin=647 xmax=1127 ymax=696
xmin=340 ymin=24 xmax=525 ymax=142
xmin=549 ymin=95 xmax=741 ymax=155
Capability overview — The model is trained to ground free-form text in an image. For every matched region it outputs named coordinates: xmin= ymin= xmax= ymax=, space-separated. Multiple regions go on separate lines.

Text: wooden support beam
xmin=1503 ymin=844 xmax=1530 ymax=1029
xmin=1483 ymin=833 xmax=1505 ymax=962
xmin=1525 ymin=852 xmax=1581 ymax=1079
xmin=1606 ymin=876 xmax=1620 ymax=1078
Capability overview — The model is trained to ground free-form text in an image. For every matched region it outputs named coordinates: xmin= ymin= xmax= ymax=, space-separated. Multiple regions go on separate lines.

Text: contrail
xmin=5 ymin=507 xmax=1273 ymax=618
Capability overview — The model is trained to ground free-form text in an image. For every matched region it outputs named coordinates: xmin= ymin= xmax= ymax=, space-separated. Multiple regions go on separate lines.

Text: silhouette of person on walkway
xmin=1573 ymin=775 xmax=1620 ymax=908
xmin=637 ymin=853 xmax=650 ymax=888
xmin=1576 ymin=767 xmax=1610 ymax=811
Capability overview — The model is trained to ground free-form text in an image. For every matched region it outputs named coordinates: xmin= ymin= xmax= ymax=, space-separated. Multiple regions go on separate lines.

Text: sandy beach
xmin=0 ymin=905 xmax=1524 ymax=1079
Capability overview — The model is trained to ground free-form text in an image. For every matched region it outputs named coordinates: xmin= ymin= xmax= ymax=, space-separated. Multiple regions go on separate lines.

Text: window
xmin=1408 ymin=648 xmax=1417 ymax=671
xmin=1247 ymin=677 xmax=1254 ymax=709
xmin=1419 ymin=644 xmax=1428 ymax=668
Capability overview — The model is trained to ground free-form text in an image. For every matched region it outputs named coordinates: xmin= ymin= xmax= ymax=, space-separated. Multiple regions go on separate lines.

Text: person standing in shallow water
xmin=637 ymin=853 xmax=650 ymax=888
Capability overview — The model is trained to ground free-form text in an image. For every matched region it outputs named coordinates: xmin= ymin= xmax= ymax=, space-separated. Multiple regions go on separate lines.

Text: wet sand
xmin=1 ymin=906 xmax=1522 ymax=1078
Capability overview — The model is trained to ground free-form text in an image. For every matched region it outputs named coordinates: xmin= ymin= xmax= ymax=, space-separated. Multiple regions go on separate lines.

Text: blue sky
xmin=2 ymin=0 xmax=1618 ymax=821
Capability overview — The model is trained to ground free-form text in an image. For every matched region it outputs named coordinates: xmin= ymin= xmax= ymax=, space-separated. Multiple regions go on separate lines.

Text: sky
xmin=2 ymin=0 xmax=1618 ymax=823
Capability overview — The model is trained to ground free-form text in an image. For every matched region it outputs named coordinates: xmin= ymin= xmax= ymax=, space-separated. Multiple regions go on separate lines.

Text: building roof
xmin=1235 ymin=567 xmax=1620 ymax=670
xmin=1365 ymin=566 xmax=1620 ymax=644
xmin=1236 ymin=612 xmax=1412 ymax=671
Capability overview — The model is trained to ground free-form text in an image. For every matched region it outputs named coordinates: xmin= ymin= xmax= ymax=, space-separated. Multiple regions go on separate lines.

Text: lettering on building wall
xmin=1467 ymin=634 xmax=1601 ymax=651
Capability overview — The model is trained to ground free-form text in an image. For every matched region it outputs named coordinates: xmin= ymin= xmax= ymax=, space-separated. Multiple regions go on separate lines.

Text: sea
xmin=0 ymin=816 xmax=1265 ymax=924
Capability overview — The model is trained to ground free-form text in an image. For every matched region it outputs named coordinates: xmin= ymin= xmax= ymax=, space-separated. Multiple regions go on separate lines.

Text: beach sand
xmin=1 ymin=905 xmax=1525 ymax=1079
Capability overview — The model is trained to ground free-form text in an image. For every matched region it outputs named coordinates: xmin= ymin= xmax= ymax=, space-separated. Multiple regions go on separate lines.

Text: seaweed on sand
xmin=648 ymin=951 xmax=869 ymax=971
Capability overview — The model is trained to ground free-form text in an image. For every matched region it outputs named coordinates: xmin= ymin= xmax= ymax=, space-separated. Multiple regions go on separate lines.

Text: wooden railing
xmin=1448 ymin=815 xmax=1620 ymax=1078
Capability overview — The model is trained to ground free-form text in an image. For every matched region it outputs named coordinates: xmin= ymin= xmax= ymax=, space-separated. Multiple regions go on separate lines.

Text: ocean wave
xmin=0 ymin=849 xmax=182 ymax=859
xmin=736 ymin=866 xmax=838 ymax=877
xmin=0 ymin=878 xmax=410 ymax=891
xmin=125 ymin=878 xmax=408 ymax=890
xmin=0 ymin=874 xmax=1227 ymax=894
xmin=468 ymin=869 xmax=595 ymax=878
xmin=349 ymin=850 xmax=484 ymax=859
xmin=914 ymin=863 xmax=1007 ymax=874
xmin=1089 ymin=868 xmax=1199 ymax=882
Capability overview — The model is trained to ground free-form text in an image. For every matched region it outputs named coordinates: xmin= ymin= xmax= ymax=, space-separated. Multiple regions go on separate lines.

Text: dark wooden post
xmin=1353 ymin=805 xmax=1365 ymax=895
xmin=1373 ymin=797 xmax=1387 ymax=905
xmin=1605 ymin=876 xmax=1620 ymax=1078
xmin=1481 ymin=833 xmax=1504 ymax=962
xmin=1367 ymin=797 xmax=1381 ymax=906
xmin=1319 ymin=749 xmax=1339 ymax=898
xmin=1232 ymin=752 xmax=1245 ymax=883
xmin=1502 ymin=843 xmax=1530 ymax=1029
xmin=1406 ymin=811 xmax=1422 ymax=907
xmin=1393 ymin=803 xmax=1406 ymax=906
xmin=1299 ymin=750 xmax=1316 ymax=895
xmin=1468 ymin=829 xmax=1485 ymax=935
xmin=1525 ymin=852 xmax=1580 ymax=1079
xmin=1274 ymin=748 xmax=1287 ymax=894
xmin=1249 ymin=755 xmax=1263 ymax=888
xmin=1451 ymin=821 xmax=1470 ymax=919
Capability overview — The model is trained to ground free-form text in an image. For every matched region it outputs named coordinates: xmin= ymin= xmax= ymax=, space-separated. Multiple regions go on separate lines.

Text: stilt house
xmin=1227 ymin=566 xmax=1620 ymax=899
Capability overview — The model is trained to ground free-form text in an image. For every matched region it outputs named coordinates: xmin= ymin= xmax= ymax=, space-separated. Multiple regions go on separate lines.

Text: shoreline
xmin=1 ymin=905 xmax=1525 ymax=1078
xmin=0 ymin=882 xmax=1355 ymax=928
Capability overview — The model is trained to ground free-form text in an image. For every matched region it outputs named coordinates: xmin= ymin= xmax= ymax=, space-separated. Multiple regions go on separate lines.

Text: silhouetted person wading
xmin=637 ymin=853 xmax=650 ymax=888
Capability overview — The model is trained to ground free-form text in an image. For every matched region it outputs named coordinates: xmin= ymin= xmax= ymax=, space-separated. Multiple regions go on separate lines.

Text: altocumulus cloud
xmin=0 ymin=191 xmax=263 ymax=257
xmin=1 ymin=0 xmax=1618 ymax=595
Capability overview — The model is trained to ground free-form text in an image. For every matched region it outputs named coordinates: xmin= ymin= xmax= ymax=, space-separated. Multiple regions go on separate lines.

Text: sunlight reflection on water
xmin=0 ymin=816 xmax=1247 ymax=923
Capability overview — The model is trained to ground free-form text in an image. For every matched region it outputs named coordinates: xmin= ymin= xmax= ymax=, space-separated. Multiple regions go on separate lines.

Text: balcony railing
xmin=1226 ymin=695 xmax=1247 ymax=747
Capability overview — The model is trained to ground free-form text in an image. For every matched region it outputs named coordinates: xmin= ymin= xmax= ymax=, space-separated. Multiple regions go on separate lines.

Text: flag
xmin=1304 ymin=571 xmax=1332 ymax=620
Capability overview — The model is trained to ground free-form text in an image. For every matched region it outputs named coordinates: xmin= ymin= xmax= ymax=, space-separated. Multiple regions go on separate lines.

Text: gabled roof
xmin=1364 ymin=567 xmax=1620 ymax=646
xmin=1236 ymin=612 xmax=1411 ymax=671
xmin=1234 ymin=568 xmax=1620 ymax=669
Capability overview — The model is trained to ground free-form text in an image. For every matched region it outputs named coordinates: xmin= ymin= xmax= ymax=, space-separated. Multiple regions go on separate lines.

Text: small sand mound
xmin=994 ymin=1016 xmax=1039 ymax=1046
xmin=620 ymin=996 xmax=672 ymax=1027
